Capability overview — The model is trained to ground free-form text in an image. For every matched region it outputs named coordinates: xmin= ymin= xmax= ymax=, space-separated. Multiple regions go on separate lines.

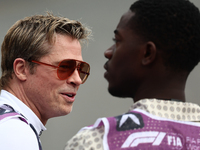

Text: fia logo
xmin=168 ymin=134 xmax=183 ymax=147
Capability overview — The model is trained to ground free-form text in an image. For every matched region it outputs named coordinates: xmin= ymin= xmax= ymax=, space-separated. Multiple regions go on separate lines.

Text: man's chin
xmin=61 ymin=106 xmax=73 ymax=116
xmin=108 ymin=87 xmax=124 ymax=98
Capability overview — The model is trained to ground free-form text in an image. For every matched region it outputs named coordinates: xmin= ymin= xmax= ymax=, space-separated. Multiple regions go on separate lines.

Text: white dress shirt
xmin=0 ymin=90 xmax=46 ymax=150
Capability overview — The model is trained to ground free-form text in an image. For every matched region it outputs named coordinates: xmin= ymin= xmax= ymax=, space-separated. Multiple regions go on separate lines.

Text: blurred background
xmin=1 ymin=0 xmax=200 ymax=149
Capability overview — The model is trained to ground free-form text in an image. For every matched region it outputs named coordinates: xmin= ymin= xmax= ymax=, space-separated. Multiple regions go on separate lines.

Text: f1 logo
xmin=121 ymin=131 xmax=166 ymax=148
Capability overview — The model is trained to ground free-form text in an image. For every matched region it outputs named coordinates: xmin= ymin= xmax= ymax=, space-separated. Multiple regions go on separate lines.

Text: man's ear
xmin=13 ymin=58 xmax=28 ymax=81
xmin=142 ymin=41 xmax=157 ymax=65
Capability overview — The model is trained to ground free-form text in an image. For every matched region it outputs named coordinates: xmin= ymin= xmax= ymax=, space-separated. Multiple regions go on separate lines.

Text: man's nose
xmin=104 ymin=45 xmax=114 ymax=59
xmin=66 ymin=69 xmax=82 ymax=86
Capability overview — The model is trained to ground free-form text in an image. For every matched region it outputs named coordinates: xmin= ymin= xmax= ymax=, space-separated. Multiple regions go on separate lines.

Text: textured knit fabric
xmin=65 ymin=99 xmax=200 ymax=150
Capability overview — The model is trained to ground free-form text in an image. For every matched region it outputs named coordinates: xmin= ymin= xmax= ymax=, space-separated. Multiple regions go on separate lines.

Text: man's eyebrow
xmin=53 ymin=60 xmax=61 ymax=66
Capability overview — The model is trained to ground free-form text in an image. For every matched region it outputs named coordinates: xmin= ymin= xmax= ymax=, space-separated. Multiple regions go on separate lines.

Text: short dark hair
xmin=130 ymin=0 xmax=200 ymax=72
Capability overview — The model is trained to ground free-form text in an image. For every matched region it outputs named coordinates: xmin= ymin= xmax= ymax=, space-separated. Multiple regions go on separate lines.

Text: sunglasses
xmin=29 ymin=59 xmax=90 ymax=84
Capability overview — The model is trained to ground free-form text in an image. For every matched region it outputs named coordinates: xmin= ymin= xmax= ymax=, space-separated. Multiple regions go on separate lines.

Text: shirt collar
xmin=129 ymin=98 xmax=200 ymax=122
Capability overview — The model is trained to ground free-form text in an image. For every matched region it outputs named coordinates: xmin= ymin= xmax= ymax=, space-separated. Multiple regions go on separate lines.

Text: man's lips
xmin=104 ymin=61 xmax=108 ymax=71
xmin=104 ymin=61 xmax=109 ymax=79
xmin=61 ymin=93 xmax=76 ymax=103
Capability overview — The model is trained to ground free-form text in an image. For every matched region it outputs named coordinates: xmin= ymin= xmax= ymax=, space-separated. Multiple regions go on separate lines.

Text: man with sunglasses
xmin=65 ymin=0 xmax=200 ymax=149
xmin=0 ymin=13 xmax=91 ymax=150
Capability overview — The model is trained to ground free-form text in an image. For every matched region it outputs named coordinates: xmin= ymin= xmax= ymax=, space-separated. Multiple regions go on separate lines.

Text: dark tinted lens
xmin=80 ymin=63 xmax=90 ymax=73
xmin=79 ymin=63 xmax=90 ymax=83
xmin=57 ymin=60 xmax=76 ymax=80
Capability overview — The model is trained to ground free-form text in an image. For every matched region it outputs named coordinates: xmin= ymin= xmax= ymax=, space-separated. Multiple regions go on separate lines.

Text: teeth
xmin=66 ymin=94 xmax=73 ymax=97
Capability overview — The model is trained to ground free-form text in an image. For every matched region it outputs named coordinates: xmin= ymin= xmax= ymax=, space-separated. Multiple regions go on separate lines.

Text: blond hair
xmin=0 ymin=12 xmax=91 ymax=89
